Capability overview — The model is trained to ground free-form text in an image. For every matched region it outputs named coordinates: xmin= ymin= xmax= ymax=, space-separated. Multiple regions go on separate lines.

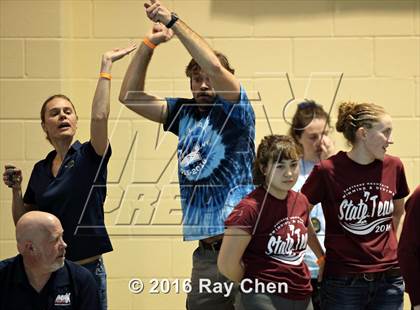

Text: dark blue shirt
xmin=164 ymin=86 xmax=255 ymax=240
xmin=23 ymin=141 xmax=112 ymax=261
xmin=0 ymin=255 xmax=100 ymax=310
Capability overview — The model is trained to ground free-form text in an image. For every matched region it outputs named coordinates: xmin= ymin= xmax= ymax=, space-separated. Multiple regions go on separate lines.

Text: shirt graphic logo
xmin=338 ymin=183 xmax=394 ymax=235
xmin=178 ymin=119 xmax=225 ymax=179
xmin=54 ymin=292 xmax=71 ymax=306
xmin=266 ymin=216 xmax=308 ymax=266
xmin=180 ymin=145 xmax=203 ymax=168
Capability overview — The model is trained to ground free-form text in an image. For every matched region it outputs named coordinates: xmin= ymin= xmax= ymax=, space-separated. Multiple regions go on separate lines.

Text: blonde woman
xmin=302 ymin=102 xmax=409 ymax=310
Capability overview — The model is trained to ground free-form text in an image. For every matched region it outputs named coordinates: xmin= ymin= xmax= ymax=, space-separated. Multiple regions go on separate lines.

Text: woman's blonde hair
xmin=336 ymin=102 xmax=386 ymax=144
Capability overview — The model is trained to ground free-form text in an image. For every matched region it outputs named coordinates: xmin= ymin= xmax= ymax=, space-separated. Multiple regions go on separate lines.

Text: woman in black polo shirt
xmin=2 ymin=44 xmax=136 ymax=310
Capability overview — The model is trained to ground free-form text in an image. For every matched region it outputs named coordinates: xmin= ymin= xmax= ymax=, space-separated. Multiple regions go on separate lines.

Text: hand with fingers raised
xmin=144 ymin=0 xmax=172 ymax=25
xmin=101 ymin=44 xmax=138 ymax=72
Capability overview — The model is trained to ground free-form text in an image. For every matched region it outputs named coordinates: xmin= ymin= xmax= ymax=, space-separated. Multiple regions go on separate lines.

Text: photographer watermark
xmin=128 ymin=278 xmax=288 ymax=296
xmin=128 ymin=278 xmax=192 ymax=294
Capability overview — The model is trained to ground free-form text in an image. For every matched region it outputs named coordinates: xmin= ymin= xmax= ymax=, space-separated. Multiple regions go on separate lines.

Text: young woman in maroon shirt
xmin=302 ymin=102 xmax=410 ymax=310
xmin=398 ymin=185 xmax=420 ymax=310
xmin=218 ymin=135 xmax=324 ymax=310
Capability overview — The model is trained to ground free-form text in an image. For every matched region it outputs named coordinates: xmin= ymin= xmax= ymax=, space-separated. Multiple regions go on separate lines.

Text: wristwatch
xmin=165 ymin=12 xmax=179 ymax=28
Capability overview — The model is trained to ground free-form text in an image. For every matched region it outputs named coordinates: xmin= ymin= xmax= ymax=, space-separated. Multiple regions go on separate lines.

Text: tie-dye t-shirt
xmin=164 ymin=86 xmax=255 ymax=240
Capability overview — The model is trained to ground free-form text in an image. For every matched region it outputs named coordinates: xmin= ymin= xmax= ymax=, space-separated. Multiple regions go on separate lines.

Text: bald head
xmin=16 ymin=211 xmax=61 ymax=246
xmin=16 ymin=211 xmax=66 ymax=273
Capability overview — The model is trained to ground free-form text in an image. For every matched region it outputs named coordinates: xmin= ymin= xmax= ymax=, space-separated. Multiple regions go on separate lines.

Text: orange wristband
xmin=316 ymin=255 xmax=326 ymax=266
xmin=143 ymin=37 xmax=157 ymax=49
xmin=100 ymin=72 xmax=111 ymax=80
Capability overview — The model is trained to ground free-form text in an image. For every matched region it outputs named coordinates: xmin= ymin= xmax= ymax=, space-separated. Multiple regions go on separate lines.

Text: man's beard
xmin=195 ymin=93 xmax=215 ymax=112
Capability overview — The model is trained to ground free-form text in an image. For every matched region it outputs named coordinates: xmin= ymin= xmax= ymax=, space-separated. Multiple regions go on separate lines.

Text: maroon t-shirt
xmin=301 ymin=151 xmax=410 ymax=276
xmin=398 ymin=185 xmax=420 ymax=306
xmin=225 ymin=187 xmax=312 ymax=300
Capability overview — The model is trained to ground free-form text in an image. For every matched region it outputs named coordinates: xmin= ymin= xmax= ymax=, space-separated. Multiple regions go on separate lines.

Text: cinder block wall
xmin=1 ymin=1 xmax=419 ymax=309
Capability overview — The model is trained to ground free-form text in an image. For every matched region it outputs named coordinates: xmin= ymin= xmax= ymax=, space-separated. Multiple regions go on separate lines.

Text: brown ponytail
xmin=288 ymin=100 xmax=330 ymax=156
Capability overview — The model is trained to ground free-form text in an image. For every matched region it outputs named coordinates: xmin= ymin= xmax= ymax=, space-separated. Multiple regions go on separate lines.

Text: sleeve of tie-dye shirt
xmin=163 ymin=98 xmax=194 ymax=136
xmin=217 ymin=85 xmax=255 ymax=129
xmin=163 ymin=97 xmax=185 ymax=136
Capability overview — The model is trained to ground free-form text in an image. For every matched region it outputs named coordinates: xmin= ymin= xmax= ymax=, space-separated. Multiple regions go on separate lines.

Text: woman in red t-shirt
xmin=218 ymin=135 xmax=324 ymax=310
xmin=398 ymin=185 xmax=420 ymax=310
xmin=301 ymin=102 xmax=410 ymax=310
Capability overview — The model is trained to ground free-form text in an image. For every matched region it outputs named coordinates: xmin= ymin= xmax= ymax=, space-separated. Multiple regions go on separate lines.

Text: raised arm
xmin=119 ymin=24 xmax=173 ymax=123
xmin=91 ymin=45 xmax=137 ymax=155
xmin=144 ymin=0 xmax=240 ymax=103
xmin=217 ymin=228 xmax=251 ymax=283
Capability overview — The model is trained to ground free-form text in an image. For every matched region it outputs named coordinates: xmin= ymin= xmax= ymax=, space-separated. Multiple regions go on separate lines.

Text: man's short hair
xmin=185 ymin=51 xmax=235 ymax=77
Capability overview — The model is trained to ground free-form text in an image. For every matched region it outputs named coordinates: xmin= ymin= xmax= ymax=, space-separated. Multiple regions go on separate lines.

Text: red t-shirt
xmin=301 ymin=151 xmax=410 ymax=276
xmin=398 ymin=185 xmax=420 ymax=306
xmin=225 ymin=187 xmax=312 ymax=300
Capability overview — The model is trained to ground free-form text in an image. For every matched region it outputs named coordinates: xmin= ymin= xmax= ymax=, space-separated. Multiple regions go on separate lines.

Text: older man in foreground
xmin=0 ymin=211 xmax=100 ymax=310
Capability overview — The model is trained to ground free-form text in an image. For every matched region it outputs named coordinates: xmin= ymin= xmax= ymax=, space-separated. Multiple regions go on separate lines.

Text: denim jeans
xmin=321 ymin=274 xmax=404 ymax=310
xmin=237 ymin=292 xmax=313 ymax=310
xmin=82 ymin=258 xmax=107 ymax=310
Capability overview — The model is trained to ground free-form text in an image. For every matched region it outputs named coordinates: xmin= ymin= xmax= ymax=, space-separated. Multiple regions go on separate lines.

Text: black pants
xmin=311 ymin=279 xmax=321 ymax=310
